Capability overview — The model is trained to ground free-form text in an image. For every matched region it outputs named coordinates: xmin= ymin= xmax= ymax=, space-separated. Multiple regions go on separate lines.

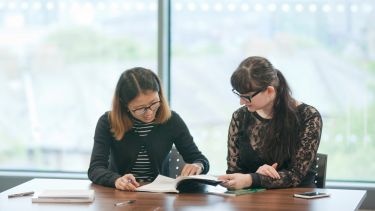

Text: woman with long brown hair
xmin=88 ymin=67 xmax=209 ymax=191
xmin=219 ymin=56 xmax=322 ymax=189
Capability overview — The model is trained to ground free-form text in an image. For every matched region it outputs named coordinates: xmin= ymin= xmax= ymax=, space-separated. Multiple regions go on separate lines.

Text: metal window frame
xmin=157 ymin=0 xmax=171 ymax=103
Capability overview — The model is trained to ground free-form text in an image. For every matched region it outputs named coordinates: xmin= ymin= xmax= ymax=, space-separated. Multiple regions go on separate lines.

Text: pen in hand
xmin=8 ymin=191 xmax=34 ymax=198
xmin=121 ymin=178 xmax=133 ymax=184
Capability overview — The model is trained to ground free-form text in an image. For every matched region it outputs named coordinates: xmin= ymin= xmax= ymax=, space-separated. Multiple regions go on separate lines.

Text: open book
xmin=31 ymin=190 xmax=95 ymax=203
xmin=136 ymin=174 xmax=222 ymax=193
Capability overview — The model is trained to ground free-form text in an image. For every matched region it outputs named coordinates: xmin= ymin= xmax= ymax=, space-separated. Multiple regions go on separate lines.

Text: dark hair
xmin=231 ymin=56 xmax=300 ymax=165
xmin=110 ymin=67 xmax=171 ymax=140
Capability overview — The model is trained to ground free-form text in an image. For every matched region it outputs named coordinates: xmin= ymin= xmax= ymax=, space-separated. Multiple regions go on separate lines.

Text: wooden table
xmin=0 ymin=178 xmax=366 ymax=211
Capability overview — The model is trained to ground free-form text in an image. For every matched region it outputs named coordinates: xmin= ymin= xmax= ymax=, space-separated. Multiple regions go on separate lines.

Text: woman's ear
xmin=266 ymin=86 xmax=276 ymax=94
xmin=266 ymin=86 xmax=277 ymax=99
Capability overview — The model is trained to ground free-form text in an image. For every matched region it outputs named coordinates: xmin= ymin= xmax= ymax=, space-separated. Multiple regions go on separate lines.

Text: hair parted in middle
xmin=231 ymin=56 xmax=300 ymax=166
xmin=109 ymin=67 xmax=171 ymax=140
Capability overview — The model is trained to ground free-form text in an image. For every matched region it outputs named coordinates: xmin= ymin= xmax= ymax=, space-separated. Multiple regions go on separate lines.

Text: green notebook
xmin=224 ymin=188 xmax=266 ymax=196
xmin=206 ymin=186 xmax=266 ymax=197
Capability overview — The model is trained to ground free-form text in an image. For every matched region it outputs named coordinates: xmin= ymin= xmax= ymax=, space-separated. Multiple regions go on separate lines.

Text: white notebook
xmin=136 ymin=174 xmax=222 ymax=193
xmin=31 ymin=189 xmax=95 ymax=203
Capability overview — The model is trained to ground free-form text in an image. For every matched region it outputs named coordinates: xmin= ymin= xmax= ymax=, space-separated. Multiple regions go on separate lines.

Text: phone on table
xmin=293 ymin=191 xmax=330 ymax=199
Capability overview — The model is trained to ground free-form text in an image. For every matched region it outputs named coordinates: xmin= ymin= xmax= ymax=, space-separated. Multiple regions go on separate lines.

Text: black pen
xmin=8 ymin=191 xmax=34 ymax=198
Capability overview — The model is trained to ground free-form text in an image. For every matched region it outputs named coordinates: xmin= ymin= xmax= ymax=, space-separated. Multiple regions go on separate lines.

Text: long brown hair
xmin=230 ymin=56 xmax=300 ymax=165
xmin=110 ymin=67 xmax=171 ymax=140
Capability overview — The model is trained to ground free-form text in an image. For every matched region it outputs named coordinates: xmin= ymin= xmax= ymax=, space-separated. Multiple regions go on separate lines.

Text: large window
xmin=1 ymin=0 xmax=374 ymax=182
xmin=0 ymin=0 xmax=157 ymax=171
xmin=171 ymin=0 xmax=375 ymax=181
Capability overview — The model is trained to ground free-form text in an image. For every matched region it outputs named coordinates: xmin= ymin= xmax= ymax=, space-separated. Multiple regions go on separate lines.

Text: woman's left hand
xmin=180 ymin=163 xmax=203 ymax=176
xmin=218 ymin=173 xmax=252 ymax=190
xmin=256 ymin=163 xmax=280 ymax=179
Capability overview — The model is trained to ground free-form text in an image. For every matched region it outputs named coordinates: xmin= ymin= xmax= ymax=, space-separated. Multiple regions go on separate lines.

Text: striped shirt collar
xmin=133 ymin=119 xmax=155 ymax=137
xmin=133 ymin=119 xmax=155 ymax=127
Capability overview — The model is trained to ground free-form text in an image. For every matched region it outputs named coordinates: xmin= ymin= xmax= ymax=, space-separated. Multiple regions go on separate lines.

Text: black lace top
xmin=226 ymin=103 xmax=323 ymax=188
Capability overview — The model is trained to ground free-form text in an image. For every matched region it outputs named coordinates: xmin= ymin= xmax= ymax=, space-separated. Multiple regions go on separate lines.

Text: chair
xmin=162 ymin=145 xmax=185 ymax=178
xmin=314 ymin=153 xmax=328 ymax=188
xmin=163 ymin=149 xmax=328 ymax=187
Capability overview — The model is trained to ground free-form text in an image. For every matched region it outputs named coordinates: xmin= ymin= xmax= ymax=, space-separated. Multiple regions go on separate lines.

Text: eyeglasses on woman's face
xmin=232 ymin=87 xmax=267 ymax=103
xmin=130 ymin=101 xmax=161 ymax=116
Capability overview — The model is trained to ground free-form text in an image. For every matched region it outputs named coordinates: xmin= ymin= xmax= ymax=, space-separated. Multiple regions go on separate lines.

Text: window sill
xmin=326 ymin=181 xmax=375 ymax=190
xmin=0 ymin=170 xmax=87 ymax=179
xmin=1 ymin=170 xmax=375 ymax=190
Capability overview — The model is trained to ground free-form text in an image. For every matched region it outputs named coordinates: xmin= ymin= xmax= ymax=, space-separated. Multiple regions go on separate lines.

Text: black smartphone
xmin=293 ymin=191 xmax=330 ymax=199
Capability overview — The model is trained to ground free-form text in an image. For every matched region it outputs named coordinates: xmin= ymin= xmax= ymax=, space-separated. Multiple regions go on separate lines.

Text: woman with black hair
xmin=219 ymin=56 xmax=322 ymax=190
xmin=88 ymin=67 xmax=209 ymax=191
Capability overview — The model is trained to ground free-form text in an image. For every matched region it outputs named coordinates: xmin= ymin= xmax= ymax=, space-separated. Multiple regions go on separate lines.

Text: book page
xmin=136 ymin=175 xmax=179 ymax=193
xmin=176 ymin=174 xmax=220 ymax=183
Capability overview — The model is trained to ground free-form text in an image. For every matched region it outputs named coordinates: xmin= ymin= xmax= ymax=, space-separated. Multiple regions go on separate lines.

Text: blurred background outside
xmin=0 ymin=0 xmax=374 ymax=182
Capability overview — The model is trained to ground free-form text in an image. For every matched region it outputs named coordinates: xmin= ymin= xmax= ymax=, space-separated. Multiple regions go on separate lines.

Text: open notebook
xmin=31 ymin=189 xmax=95 ymax=203
xmin=136 ymin=174 xmax=222 ymax=193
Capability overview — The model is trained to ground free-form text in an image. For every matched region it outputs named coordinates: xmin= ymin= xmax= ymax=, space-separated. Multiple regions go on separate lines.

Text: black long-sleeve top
xmin=88 ymin=111 xmax=209 ymax=187
xmin=226 ymin=103 xmax=322 ymax=189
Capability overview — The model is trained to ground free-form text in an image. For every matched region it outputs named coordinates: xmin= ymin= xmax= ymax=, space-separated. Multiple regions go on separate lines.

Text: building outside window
xmin=0 ymin=0 xmax=374 ymax=182
xmin=0 ymin=0 xmax=157 ymax=171
xmin=171 ymin=0 xmax=375 ymax=181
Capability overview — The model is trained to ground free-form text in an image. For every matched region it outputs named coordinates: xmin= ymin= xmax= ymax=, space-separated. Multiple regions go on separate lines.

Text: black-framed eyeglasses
xmin=232 ymin=87 xmax=267 ymax=103
xmin=130 ymin=101 xmax=161 ymax=116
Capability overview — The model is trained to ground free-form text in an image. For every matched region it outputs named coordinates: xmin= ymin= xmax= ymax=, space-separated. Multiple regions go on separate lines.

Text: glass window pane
xmin=0 ymin=0 xmax=157 ymax=171
xmin=171 ymin=0 xmax=375 ymax=181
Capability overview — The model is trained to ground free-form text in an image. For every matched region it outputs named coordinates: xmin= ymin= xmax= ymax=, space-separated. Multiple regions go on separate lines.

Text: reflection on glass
xmin=171 ymin=1 xmax=375 ymax=181
xmin=0 ymin=0 xmax=157 ymax=171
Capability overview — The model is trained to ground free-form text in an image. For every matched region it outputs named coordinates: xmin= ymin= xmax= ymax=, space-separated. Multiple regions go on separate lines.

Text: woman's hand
xmin=180 ymin=163 xmax=203 ymax=176
xmin=115 ymin=174 xmax=140 ymax=191
xmin=218 ymin=173 xmax=252 ymax=190
xmin=256 ymin=163 xmax=280 ymax=179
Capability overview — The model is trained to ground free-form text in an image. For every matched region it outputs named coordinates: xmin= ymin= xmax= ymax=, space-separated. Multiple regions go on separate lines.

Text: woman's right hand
xmin=115 ymin=174 xmax=140 ymax=191
xmin=256 ymin=163 xmax=280 ymax=179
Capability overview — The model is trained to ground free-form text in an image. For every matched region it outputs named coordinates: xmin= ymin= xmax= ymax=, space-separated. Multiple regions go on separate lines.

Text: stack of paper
xmin=31 ymin=189 xmax=95 ymax=203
